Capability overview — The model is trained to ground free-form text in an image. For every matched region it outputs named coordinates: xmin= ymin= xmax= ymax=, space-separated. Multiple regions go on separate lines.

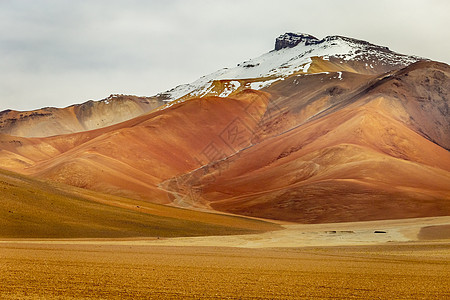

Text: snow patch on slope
xmin=219 ymin=81 xmax=241 ymax=97
xmin=249 ymin=78 xmax=281 ymax=90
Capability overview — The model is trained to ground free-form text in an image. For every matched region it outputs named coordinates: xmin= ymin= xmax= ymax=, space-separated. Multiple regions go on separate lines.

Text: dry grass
xmin=0 ymin=168 xmax=278 ymax=238
xmin=0 ymin=242 xmax=448 ymax=299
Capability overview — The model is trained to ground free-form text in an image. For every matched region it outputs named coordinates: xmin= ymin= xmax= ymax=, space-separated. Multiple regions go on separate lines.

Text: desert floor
xmin=1 ymin=217 xmax=449 ymax=299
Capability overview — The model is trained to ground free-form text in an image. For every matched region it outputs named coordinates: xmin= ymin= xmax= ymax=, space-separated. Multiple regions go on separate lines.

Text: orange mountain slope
xmin=161 ymin=61 xmax=450 ymax=222
xmin=0 ymin=90 xmax=270 ymax=202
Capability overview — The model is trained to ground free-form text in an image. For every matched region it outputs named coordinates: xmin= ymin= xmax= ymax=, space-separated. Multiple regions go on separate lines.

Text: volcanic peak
xmin=161 ymin=33 xmax=423 ymax=103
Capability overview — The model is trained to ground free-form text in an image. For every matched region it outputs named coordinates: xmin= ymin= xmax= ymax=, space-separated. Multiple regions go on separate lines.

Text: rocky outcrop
xmin=274 ymin=32 xmax=319 ymax=50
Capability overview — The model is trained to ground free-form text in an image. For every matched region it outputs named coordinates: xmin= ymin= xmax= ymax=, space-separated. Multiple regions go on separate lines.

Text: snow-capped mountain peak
xmin=159 ymin=33 xmax=423 ymax=103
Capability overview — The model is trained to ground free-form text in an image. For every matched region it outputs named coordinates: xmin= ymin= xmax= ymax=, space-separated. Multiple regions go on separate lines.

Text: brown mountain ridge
xmin=0 ymin=94 xmax=166 ymax=137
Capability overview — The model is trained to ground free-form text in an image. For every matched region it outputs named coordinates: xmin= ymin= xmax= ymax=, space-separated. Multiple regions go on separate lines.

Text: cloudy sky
xmin=1 ymin=0 xmax=448 ymax=111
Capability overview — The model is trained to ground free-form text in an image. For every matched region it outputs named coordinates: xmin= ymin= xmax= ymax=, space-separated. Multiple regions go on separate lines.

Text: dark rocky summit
xmin=274 ymin=33 xmax=319 ymax=50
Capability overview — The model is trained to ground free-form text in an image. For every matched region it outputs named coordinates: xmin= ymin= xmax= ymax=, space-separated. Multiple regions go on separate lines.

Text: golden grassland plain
xmin=0 ymin=242 xmax=449 ymax=299
xmin=0 ymin=168 xmax=279 ymax=239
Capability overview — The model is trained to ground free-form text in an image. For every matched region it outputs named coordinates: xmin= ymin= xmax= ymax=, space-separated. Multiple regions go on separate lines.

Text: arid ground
xmin=1 ymin=217 xmax=449 ymax=299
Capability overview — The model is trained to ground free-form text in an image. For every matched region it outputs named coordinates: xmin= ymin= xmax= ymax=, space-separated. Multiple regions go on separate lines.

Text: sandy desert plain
xmin=1 ymin=216 xmax=449 ymax=299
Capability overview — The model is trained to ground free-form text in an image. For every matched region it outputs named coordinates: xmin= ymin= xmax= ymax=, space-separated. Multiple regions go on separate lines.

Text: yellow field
xmin=0 ymin=242 xmax=449 ymax=299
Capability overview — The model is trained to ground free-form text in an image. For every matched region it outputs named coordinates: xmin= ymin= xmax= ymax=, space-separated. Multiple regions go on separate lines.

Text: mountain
xmin=0 ymin=94 xmax=165 ymax=137
xmin=0 ymin=33 xmax=448 ymax=224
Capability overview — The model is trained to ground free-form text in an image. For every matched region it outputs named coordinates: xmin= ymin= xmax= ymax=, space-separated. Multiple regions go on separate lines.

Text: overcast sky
xmin=0 ymin=0 xmax=448 ymax=111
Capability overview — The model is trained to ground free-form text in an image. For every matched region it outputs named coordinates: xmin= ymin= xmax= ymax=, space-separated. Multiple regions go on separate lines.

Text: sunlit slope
xmin=164 ymin=105 xmax=450 ymax=222
xmin=0 ymin=168 xmax=278 ymax=238
xmin=163 ymin=62 xmax=450 ymax=222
